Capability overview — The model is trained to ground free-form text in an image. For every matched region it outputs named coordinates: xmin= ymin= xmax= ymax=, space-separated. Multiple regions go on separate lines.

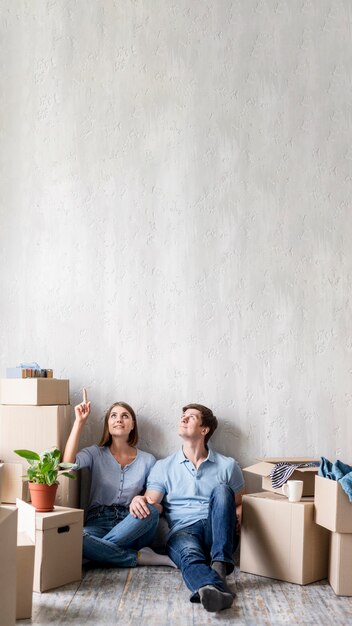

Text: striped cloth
xmin=269 ymin=462 xmax=319 ymax=489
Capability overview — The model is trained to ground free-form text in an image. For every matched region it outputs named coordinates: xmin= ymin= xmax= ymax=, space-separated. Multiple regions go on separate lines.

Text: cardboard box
xmin=34 ymin=505 xmax=83 ymax=592
xmin=314 ymin=475 xmax=352 ymax=533
xmin=0 ymin=404 xmax=79 ymax=508
xmin=16 ymin=532 xmax=35 ymax=619
xmin=0 ymin=506 xmax=17 ymax=626
xmin=329 ymin=532 xmax=352 ymax=596
xmin=0 ymin=378 xmax=69 ymax=405
xmin=240 ymin=492 xmax=329 ymax=585
xmin=0 ymin=462 xmax=30 ymax=504
xmin=0 ymin=462 xmax=3 ymax=502
xmin=16 ymin=502 xmax=83 ymax=592
xmin=243 ymin=458 xmax=319 ymax=496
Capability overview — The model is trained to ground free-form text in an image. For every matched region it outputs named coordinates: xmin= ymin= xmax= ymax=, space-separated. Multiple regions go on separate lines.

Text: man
xmin=129 ymin=403 xmax=245 ymax=613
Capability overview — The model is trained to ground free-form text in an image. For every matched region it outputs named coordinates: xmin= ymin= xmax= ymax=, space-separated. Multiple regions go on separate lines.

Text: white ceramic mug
xmin=282 ymin=480 xmax=304 ymax=502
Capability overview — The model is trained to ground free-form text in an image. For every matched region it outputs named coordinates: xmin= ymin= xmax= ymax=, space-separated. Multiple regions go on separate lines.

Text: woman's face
xmin=108 ymin=405 xmax=134 ymax=439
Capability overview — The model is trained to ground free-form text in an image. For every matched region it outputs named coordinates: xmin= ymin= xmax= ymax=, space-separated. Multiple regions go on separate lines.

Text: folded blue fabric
xmin=319 ymin=456 xmax=352 ymax=502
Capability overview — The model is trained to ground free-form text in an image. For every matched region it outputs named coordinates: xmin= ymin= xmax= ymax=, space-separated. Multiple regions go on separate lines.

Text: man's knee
xmin=210 ymin=484 xmax=234 ymax=503
xmin=146 ymin=503 xmax=160 ymax=520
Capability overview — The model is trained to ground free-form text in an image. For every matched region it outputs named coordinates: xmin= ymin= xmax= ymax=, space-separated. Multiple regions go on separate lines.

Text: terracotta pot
xmin=29 ymin=482 xmax=58 ymax=512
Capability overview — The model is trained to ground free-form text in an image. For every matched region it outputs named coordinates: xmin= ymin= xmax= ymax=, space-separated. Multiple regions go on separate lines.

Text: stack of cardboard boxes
xmin=0 ymin=377 xmax=84 ymax=623
xmin=240 ymin=458 xmax=330 ymax=585
xmin=0 ymin=377 xmax=79 ymax=507
xmin=314 ymin=475 xmax=352 ymax=596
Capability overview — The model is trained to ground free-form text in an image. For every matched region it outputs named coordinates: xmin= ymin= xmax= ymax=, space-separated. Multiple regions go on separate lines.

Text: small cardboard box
xmin=314 ymin=475 xmax=352 ymax=533
xmin=0 ymin=378 xmax=69 ymax=405
xmin=243 ymin=458 xmax=319 ymax=497
xmin=16 ymin=532 xmax=35 ymax=619
xmin=0 ymin=462 xmax=30 ymax=504
xmin=16 ymin=499 xmax=83 ymax=592
xmin=240 ymin=492 xmax=329 ymax=585
xmin=34 ymin=505 xmax=83 ymax=592
xmin=329 ymin=532 xmax=352 ymax=596
xmin=0 ymin=506 xmax=18 ymax=626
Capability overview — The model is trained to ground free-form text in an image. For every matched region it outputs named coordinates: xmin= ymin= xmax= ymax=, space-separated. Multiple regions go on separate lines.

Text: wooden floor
xmin=17 ymin=559 xmax=352 ymax=626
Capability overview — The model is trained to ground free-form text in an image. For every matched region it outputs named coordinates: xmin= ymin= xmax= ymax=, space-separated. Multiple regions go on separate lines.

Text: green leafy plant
xmin=14 ymin=448 xmax=77 ymax=485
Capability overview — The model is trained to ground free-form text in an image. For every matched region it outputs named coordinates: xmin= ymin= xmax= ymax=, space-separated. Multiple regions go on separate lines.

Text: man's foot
xmin=211 ymin=561 xmax=235 ymax=596
xmin=199 ymin=585 xmax=234 ymax=612
xmin=137 ymin=547 xmax=177 ymax=568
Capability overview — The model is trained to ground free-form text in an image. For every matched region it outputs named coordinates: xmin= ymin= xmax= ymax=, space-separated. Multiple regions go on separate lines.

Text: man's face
xmin=178 ymin=408 xmax=207 ymax=441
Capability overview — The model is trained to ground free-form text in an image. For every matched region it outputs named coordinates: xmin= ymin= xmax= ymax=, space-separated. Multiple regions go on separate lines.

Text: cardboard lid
xmin=258 ymin=457 xmax=319 ymax=463
xmin=35 ymin=506 xmax=83 ymax=531
xmin=244 ymin=492 xmax=314 ymax=504
xmin=244 ymin=458 xmax=320 ymax=478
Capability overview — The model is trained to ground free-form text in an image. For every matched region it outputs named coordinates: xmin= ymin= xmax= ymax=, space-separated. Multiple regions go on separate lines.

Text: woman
xmin=63 ymin=388 xmax=174 ymax=567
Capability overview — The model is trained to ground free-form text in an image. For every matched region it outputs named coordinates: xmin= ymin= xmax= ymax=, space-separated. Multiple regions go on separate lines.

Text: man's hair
xmin=182 ymin=403 xmax=218 ymax=445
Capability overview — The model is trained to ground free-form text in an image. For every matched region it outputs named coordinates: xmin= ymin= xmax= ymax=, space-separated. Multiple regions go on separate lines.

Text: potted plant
xmin=14 ymin=447 xmax=77 ymax=512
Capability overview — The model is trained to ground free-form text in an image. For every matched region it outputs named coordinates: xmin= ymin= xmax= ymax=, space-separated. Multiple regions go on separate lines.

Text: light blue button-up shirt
xmin=147 ymin=447 xmax=245 ymax=539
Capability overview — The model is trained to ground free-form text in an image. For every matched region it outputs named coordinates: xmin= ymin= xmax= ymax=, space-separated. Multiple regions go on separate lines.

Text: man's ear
xmin=202 ymin=427 xmax=210 ymax=436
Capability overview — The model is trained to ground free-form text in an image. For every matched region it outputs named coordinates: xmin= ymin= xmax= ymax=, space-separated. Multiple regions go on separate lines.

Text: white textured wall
xmin=1 ymin=1 xmax=352 ymax=468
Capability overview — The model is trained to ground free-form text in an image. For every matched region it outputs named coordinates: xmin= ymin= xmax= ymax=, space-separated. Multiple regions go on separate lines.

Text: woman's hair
xmin=99 ymin=401 xmax=138 ymax=447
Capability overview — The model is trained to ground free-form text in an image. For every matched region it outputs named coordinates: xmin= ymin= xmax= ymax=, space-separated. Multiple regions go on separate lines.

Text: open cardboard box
xmin=240 ymin=492 xmax=329 ymax=585
xmin=243 ymin=457 xmax=319 ymax=497
xmin=16 ymin=499 xmax=84 ymax=592
xmin=314 ymin=475 xmax=352 ymax=533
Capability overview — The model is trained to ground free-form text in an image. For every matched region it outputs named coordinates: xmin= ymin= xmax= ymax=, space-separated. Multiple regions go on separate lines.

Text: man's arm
xmin=130 ymin=489 xmax=164 ymax=519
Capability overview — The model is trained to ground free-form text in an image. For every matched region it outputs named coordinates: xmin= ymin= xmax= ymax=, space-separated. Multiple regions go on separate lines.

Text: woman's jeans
xmin=167 ymin=484 xmax=239 ymax=600
xmin=83 ymin=503 xmax=159 ymax=567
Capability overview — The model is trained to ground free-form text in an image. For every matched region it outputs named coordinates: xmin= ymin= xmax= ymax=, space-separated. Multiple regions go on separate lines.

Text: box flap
xmin=244 ymin=459 xmax=320 ymax=478
xmin=36 ymin=506 xmax=83 ymax=531
xmin=17 ymin=531 xmax=35 ymax=547
xmin=243 ymin=462 xmax=276 ymax=478
xmin=16 ymin=499 xmax=36 ymax=543
xmin=257 ymin=457 xmax=319 ymax=464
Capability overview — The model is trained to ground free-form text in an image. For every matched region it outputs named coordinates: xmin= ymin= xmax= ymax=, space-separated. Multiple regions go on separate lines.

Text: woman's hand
xmin=129 ymin=495 xmax=151 ymax=519
xmin=74 ymin=387 xmax=91 ymax=425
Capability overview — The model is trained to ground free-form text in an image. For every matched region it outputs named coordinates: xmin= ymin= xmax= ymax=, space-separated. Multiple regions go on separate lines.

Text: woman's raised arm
xmin=63 ymin=387 xmax=91 ymax=462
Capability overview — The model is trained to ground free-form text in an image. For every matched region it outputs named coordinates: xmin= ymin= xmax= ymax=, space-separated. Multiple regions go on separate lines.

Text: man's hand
xmin=130 ymin=495 xmax=151 ymax=519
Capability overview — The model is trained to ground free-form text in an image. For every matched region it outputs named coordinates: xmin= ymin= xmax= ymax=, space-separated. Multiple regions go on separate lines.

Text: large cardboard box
xmin=33 ymin=505 xmax=83 ymax=592
xmin=0 ymin=506 xmax=17 ymax=626
xmin=314 ymin=475 xmax=352 ymax=533
xmin=0 ymin=462 xmax=30 ymax=503
xmin=240 ymin=492 xmax=329 ymax=585
xmin=0 ymin=378 xmax=69 ymax=405
xmin=0 ymin=404 xmax=79 ymax=508
xmin=243 ymin=458 xmax=319 ymax=497
xmin=329 ymin=532 xmax=352 ymax=596
xmin=0 ymin=462 xmax=3 ymax=502
xmin=0 ymin=404 xmax=71 ymax=461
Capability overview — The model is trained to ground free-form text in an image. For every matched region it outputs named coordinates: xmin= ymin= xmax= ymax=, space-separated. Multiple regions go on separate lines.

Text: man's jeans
xmin=83 ymin=503 xmax=159 ymax=566
xmin=166 ymin=485 xmax=238 ymax=600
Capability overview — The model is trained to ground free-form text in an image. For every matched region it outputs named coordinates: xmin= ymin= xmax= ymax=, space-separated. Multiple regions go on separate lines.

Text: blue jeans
xmin=167 ymin=485 xmax=238 ymax=600
xmin=83 ymin=503 xmax=159 ymax=567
